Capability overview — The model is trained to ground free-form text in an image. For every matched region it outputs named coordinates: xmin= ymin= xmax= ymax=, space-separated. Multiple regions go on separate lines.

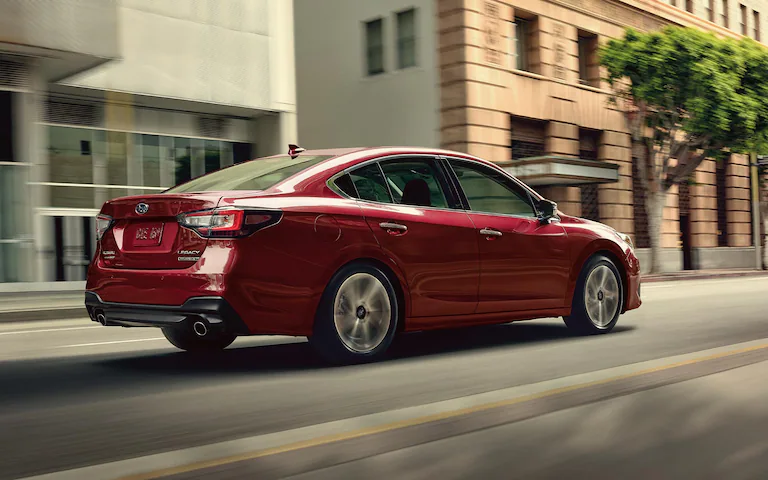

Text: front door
xmin=447 ymin=159 xmax=570 ymax=313
xmin=347 ymin=157 xmax=480 ymax=317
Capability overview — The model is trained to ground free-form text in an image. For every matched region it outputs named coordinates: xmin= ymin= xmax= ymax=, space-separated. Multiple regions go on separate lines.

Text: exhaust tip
xmin=96 ymin=312 xmax=107 ymax=326
xmin=192 ymin=320 xmax=208 ymax=337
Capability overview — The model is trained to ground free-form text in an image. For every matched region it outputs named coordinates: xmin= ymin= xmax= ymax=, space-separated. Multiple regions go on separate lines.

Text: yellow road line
xmin=119 ymin=341 xmax=768 ymax=480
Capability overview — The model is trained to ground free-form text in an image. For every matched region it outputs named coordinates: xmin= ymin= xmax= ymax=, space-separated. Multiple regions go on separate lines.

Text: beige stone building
xmin=295 ymin=0 xmax=766 ymax=272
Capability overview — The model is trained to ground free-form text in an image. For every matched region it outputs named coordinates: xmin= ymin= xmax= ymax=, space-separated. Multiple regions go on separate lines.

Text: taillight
xmin=96 ymin=214 xmax=113 ymax=241
xmin=178 ymin=208 xmax=281 ymax=238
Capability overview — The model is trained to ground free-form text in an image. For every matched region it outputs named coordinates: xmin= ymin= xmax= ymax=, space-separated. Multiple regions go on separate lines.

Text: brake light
xmin=95 ymin=214 xmax=113 ymax=241
xmin=178 ymin=208 xmax=281 ymax=238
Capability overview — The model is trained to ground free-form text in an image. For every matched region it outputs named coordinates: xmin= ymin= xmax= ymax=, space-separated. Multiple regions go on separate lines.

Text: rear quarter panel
xmin=222 ymin=195 xmax=408 ymax=335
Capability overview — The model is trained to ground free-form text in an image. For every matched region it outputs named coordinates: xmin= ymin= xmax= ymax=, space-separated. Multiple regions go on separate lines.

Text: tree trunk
xmin=646 ymin=191 xmax=667 ymax=274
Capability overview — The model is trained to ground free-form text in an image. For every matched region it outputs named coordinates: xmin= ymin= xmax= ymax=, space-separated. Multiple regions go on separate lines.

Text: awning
xmin=502 ymin=155 xmax=620 ymax=186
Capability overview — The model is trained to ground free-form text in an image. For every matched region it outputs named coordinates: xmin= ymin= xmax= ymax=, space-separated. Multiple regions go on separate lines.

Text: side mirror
xmin=536 ymin=199 xmax=557 ymax=224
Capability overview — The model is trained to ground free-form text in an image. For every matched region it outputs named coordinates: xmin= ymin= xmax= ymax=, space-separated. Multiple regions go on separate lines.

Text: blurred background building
xmin=294 ymin=0 xmax=767 ymax=273
xmin=1 ymin=0 xmax=765 ymax=285
xmin=0 ymin=0 xmax=296 ymax=283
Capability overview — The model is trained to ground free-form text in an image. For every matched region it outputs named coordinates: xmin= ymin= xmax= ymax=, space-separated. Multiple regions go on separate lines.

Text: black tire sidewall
xmin=310 ymin=263 xmax=399 ymax=364
xmin=567 ymin=255 xmax=623 ymax=334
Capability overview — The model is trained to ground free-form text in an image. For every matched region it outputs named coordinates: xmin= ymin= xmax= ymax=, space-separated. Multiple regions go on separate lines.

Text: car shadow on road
xmin=97 ymin=321 xmax=636 ymax=376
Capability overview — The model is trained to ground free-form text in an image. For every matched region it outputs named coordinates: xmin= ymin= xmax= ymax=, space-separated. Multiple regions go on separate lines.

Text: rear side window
xmin=165 ymin=155 xmax=332 ymax=193
xmin=348 ymin=164 xmax=392 ymax=203
xmin=379 ymin=159 xmax=449 ymax=208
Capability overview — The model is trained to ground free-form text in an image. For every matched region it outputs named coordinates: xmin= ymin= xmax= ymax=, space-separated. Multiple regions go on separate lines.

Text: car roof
xmin=290 ymin=146 xmax=492 ymax=170
xmin=269 ymin=146 xmax=545 ymax=200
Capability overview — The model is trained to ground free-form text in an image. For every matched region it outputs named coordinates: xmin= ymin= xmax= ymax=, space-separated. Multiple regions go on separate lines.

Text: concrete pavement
xmin=1 ymin=276 xmax=768 ymax=479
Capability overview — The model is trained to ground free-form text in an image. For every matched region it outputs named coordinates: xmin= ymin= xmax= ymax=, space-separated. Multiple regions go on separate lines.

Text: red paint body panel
xmin=466 ymin=213 xmax=570 ymax=313
xmin=86 ymin=147 xmax=641 ymax=337
xmin=359 ymin=203 xmax=479 ymax=317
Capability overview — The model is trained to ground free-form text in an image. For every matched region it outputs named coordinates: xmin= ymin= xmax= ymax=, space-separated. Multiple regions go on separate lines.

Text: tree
xmin=599 ymin=26 xmax=768 ymax=273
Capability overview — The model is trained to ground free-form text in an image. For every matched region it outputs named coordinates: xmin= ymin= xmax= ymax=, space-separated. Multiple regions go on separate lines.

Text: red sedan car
xmin=86 ymin=145 xmax=641 ymax=363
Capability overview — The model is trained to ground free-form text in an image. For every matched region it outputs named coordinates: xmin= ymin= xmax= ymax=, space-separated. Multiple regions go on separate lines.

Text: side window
xmin=379 ymin=158 xmax=450 ymax=209
xmin=333 ymin=173 xmax=358 ymax=198
xmin=449 ymin=160 xmax=536 ymax=217
xmin=348 ymin=164 xmax=392 ymax=203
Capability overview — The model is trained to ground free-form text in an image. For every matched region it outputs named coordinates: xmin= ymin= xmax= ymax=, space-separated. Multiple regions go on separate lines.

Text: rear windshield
xmin=165 ymin=155 xmax=333 ymax=193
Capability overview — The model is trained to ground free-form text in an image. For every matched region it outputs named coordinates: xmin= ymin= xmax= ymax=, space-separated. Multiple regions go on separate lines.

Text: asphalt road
xmin=2 ymin=276 xmax=768 ymax=479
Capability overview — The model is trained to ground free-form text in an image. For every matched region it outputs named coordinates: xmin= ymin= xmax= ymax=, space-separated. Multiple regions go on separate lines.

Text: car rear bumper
xmin=84 ymin=291 xmax=250 ymax=335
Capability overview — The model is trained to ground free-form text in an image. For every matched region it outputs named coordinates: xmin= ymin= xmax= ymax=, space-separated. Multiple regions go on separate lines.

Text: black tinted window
xmin=380 ymin=159 xmax=450 ymax=208
xmin=349 ymin=164 xmax=392 ymax=203
xmin=449 ymin=160 xmax=535 ymax=217
xmin=333 ymin=174 xmax=358 ymax=197
xmin=166 ymin=155 xmax=331 ymax=193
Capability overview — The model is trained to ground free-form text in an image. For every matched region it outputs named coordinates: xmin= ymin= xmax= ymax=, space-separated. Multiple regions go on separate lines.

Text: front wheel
xmin=162 ymin=327 xmax=237 ymax=352
xmin=564 ymin=255 xmax=624 ymax=335
xmin=309 ymin=263 xmax=399 ymax=364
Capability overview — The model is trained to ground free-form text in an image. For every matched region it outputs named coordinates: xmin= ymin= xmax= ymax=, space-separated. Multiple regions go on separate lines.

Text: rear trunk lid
xmin=98 ymin=193 xmax=223 ymax=269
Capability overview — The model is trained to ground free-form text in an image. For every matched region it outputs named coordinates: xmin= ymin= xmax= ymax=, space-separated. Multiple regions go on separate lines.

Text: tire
xmin=563 ymin=255 xmax=624 ymax=335
xmin=162 ymin=327 xmax=237 ymax=352
xmin=308 ymin=262 xmax=399 ymax=364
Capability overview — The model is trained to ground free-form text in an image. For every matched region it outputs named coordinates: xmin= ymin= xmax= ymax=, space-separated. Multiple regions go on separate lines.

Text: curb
xmin=642 ymin=270 xmax=768 ymax=283
xmin=0 ymin=307 xmax=87 ymax=323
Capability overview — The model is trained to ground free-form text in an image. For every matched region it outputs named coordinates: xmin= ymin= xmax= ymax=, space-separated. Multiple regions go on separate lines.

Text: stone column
xmin=597 ymin=131 xmax=633 ymax=234
xmin=438 ymin=0 xmax=513 ymax=163
xmin=690 ymin=159 xmax=718 ymax=248
xmin=726 ymin=153 xmax=752 ymax=247
xmin=543 ymin=121 xmax=580 ymax=216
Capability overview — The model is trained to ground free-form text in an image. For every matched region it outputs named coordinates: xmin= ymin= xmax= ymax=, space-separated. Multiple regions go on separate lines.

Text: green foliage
xmin=600 ymin=26 xmax=768 ymax=157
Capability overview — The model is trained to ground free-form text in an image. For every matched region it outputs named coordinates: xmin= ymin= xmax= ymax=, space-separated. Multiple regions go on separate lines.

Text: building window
xmin=687 ymin=0 xmax=694 ymax=13
xmin=754 ymin=10 xmax=761 ymax=40
xmin=741 ymin=4 xmax=748 ymax=34
xmin=396 ymin=9 xmax=417 ymax=69
xmin=46 ymin=126 xmax=248 ymax=209
xmin=578 ymin=31 xmax=599 ymax=87
xmin=510 ymin=117 xmax=546 ymax=159
xmin=708 ymin=0 xmax=715 ymax=21
xmin=514 ymin=17 xmax=530 ymax=72
xmin=723 ymin=0 xmax=729 ymax=27
xmin=365 ymin=18 xmax=385 ymax=76
xmin=671 ymin=0 xmax=677 ymax=6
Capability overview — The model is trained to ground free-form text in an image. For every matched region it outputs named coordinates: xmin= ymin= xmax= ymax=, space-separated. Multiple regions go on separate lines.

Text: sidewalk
xmin=641 ymin=268 xmax=768 ymax=283
xmin=1 ymin=269 xmax=767 ymax=323
xmin=0 ymin=291 xmax=84 ymax=322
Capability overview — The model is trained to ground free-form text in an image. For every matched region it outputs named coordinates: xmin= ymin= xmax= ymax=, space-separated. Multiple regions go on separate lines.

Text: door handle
xmin=479 ymin=228 xmax=502 ymax=238
xmin=379 ymin=222 xmax=408 ymax=234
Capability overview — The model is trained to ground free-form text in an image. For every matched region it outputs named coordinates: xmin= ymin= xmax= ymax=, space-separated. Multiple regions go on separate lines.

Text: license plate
xmin=133 ymin=223 xmax=164 ymax=247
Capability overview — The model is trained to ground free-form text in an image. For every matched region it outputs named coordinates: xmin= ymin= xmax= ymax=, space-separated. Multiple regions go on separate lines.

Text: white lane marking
xmin=19 ymin=336 xmax=768 ymax=480
xmin=54 ymin=338 xmax=165 ymax=348
xmin=0 ymin=326 xmax=99 ymax=336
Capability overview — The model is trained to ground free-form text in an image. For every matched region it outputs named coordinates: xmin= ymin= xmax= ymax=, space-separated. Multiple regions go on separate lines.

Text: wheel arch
xmin=570 ymin=241 xmax=630 ymax=313
xmin=322 ymin=256 xmax=410 ymax=333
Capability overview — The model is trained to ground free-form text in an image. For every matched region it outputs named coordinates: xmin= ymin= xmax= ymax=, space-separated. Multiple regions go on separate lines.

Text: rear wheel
xmin=564 ymin=255 xmax=623 ymax=335
xmin=309 ymin=263 xmax=399 ymax=364
xmin=162 ymin=327 xmax=236 ymax=352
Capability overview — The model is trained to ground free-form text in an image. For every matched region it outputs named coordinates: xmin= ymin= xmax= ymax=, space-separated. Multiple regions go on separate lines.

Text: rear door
xmin=446 ymin=158 xmax=570 ymax=313
xmin=98 ymin=193 xmax=222 ymax=269
xmin=343 ymin=156 xmax=480 ymax=317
